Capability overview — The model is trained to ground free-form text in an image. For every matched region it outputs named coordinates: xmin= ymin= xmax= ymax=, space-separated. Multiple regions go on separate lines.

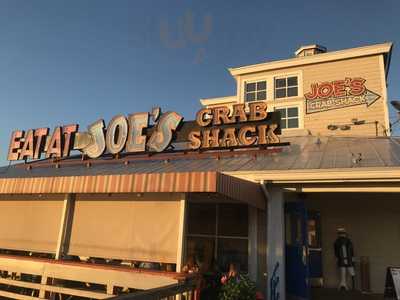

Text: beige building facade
xmin=0 ymin=42 xmax=398 ymax=300
xmin=201 ymin=43 xmax=392 ymax=137
xmin=200 ymin=42 xmax=400 ymax=299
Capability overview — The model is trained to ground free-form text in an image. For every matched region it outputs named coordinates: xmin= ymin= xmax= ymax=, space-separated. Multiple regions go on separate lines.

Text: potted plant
xmin=219 ymin=273 xmax=256 ymax=300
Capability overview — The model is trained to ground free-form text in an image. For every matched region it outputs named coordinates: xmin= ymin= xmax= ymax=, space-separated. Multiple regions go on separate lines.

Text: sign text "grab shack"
xmin=8 ymin=102 xmax=281 ymax=162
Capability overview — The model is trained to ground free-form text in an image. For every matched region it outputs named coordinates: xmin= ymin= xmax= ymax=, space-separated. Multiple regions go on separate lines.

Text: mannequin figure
xmin=334 ymin=228 xmax=355 ymax=290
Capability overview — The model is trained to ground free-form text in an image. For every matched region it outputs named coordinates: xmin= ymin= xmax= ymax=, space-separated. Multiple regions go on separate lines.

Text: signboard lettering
xmin=304 ymin=77 xmax=380 ymax=114
xmin=7 ymin=102 xmax=281 ymax=162
xmin=188 ymin=102 xmax=279 ymax=150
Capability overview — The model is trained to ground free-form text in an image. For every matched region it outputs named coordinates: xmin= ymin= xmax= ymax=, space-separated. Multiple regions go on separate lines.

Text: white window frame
xmin=273 ymin=71 xmax=303 ymax=100
xmin=244 ymin=79 xmax=267 ymax=102
xmin=238 ymin=71 xmax=302 ymax=103
xmin=274 ymin=103 xmax=304 ymax=131
xmin=239 ymin=75 xmax=269 ymax=103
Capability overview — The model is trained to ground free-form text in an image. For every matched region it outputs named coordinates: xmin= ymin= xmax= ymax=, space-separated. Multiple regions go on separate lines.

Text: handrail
xmin=0 ymin=254 xmax=187 ymax=280
xmin=0 ymin=254 xmax=195 ymax=299
xmin=108 ymin=278 xmax=197 ymax=300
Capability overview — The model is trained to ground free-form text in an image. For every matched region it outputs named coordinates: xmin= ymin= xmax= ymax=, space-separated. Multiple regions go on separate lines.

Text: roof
xmin=199 ymin=95 xmax=237 ymax=107
xmin=0 ymin=135 xmax=398 ymax=196
xmin=226 ymin=136 xmax=400 ymax=185
xmin=228 ymin=42 xmax=393 ymax=77
xmin=1 ymin=136 xmax=399 ymax=179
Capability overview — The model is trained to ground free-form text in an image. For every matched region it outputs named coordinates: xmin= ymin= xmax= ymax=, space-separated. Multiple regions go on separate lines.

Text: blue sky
xmin=0 ymin=0 xmax=399 ymax=165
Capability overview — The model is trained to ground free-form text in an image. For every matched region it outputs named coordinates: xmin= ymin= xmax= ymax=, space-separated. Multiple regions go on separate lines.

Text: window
xmin=245 ymin=80 xmax=267 ymax=102
xmin=274 ymin=76 xmax=298 ymax=99
xmin=275 ymin=107 xmax=299 ymax=129
xmin=187 ymin=203 xmax=216 ymax=235
xmin=308 ymin=219 xmax=318 ymax=247
xmin=186 ymin=203 xmax=248 ymax=272
xmin=307 ymin=213 xmax=322 ymax=248
xmin=285 ymin=213 xmax=303 ymax=246
xmin=218 ymin=204 xmax=248 ymax=237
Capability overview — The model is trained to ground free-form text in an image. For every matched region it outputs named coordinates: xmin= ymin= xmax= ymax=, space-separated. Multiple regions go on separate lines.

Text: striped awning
xmin=0 ymin=171 xmax=265 ymax=209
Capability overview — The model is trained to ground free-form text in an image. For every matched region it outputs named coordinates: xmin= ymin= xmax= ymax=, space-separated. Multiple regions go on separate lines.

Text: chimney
xmin=295 ymin=44 xmax=327 ymax=57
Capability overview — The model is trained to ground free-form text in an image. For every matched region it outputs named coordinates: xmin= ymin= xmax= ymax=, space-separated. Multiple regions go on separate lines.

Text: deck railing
xmin=0 ymin=254 xmax=194 ymax=300
xmin=108 ymin=279 xmax=197 ymax=300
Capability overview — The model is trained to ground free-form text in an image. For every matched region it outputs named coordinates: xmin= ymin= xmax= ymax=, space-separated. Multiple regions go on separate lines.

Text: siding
xmin=237 ymin=54 xmax=387 ymax=137
xmin=302 ymin=55 xmax=385 ymax=137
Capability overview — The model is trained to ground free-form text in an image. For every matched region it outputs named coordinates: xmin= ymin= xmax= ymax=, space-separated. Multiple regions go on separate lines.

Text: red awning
xmin=0 ymin=171 xmax=265 ymax=209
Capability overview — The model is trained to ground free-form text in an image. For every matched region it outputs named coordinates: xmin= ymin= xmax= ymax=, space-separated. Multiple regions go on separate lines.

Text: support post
xmin=264 ymin=184 xmax=286 ymax=300
xmin=248 ymin=206 xmax=258 ymax=282
xmin=176 ymin=193 xmax=187 ymax=273
xmin=106 ymin=284 xmax=114 ymax=295
xmin=39 ymin=276 xmax=48 ymax=298
xmin=55 ymin=193 xmax=75 ymax=260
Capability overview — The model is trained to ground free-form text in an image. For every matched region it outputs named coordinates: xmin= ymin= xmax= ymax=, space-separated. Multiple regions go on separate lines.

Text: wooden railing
xmin=0 ymin=254 xmax=193 ymax=300
xmin=108 ymin=279 xmax=197 ymax=300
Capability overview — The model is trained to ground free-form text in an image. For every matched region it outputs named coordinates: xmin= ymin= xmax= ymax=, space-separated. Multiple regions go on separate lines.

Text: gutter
xmin=225 ymin=167 xmax=400 ymax=184
xmin=260 ymin=180 xmax=270 ymax=200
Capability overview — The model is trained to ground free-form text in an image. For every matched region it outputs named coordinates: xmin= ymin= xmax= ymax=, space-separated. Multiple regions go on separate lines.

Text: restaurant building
xmin=0 ymin=42 xmax=398 ymax=300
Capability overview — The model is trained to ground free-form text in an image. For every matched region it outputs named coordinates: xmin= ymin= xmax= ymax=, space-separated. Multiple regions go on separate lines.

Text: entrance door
xmin=285 ymin=201 xmax=310 ymax=300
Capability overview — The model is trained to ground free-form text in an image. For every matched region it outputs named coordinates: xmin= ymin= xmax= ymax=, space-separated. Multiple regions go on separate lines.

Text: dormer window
xmin=275 ymin=76 xmax=298 ymax=99
xmin=245 ymin=80 xmax=267 ymax=102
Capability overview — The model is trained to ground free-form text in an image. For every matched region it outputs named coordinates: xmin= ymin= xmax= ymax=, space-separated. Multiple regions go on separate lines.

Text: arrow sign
xmin=306 ymin=89 xmax=381 ymax=114
xmin=365 ymin=90 xmax=381 ymax=107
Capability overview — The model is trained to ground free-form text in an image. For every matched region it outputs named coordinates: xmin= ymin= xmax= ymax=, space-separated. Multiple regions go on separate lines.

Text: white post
xmin=55 ymin=193 xmax=75 ymax=260
xmin=176 ymin=193 xmax=187 ymax=272
xmin=266 ymin=186 xmax=286 ymax=300
xmin=248 ymin=206 xmax=258 ymax=282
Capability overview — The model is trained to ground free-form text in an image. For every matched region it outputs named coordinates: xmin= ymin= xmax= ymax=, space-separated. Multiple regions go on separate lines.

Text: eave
xmin=228 ymin=42 xmax=393 ymax=77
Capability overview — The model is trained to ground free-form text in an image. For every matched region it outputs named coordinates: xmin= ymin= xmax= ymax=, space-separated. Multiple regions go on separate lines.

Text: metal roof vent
xmin=295 ymin=44 xmax=327 ymax=57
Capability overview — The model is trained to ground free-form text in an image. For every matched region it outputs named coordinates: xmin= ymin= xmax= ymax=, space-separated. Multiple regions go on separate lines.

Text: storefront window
xmin=186 ymin=202 xmax=249 ymax=273
xmin=186 ymin=236 xmax=215 ymax=273
xmin=218 ymin=203 xmax=248 ymax=237
xmin=187 ymin=203 xmax=216 ymax=235
xmin=217 ymin=237 xmax=248 ymax=273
